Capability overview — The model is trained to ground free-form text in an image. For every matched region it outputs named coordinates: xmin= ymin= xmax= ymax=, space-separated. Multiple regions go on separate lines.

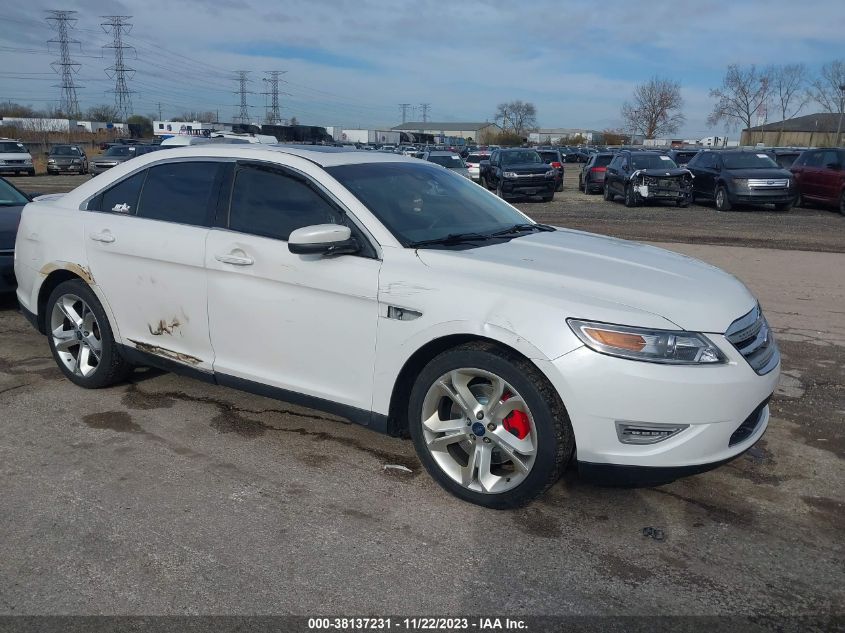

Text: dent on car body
xmin=629 ymin=168 xmax=694 ymax=199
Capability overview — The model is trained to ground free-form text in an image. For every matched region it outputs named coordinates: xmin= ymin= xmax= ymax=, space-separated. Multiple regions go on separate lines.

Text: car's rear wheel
xmin=408 ymin=343 xmax=574 ymax=509
xmin=46 ymin=280 xmax=132 ymax=388
xmin=715 ymin=186 xmax=732 ymax=212
xmin=496 ymin=184 xmax=505 ymax=199
xmin=839 ymin=191 xmax=845 ymax=216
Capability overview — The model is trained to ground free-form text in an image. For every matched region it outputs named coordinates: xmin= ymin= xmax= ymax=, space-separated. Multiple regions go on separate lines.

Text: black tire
xmin=603 ymin=184 xmax=614 ymax=202
xmin=715 ymin=185 xmax=732 ymax=212
xmin=555 ymin=180 xmax=563 ymax=193
xmin=46 ymin=279 xmax=132 ymax=388
xmin=676 ymin=198 xmax=690 ymax=208
xmin=496 ymin=183 xmax=505 ymax=199
xmin=624 ymin=184 xmax=639 ymax=208
xmin=541 ymin=193 xmax=553 ymax=202
xmin=794 ymin=193 xmax=804 ymax=208
xmin=480 ymin=176 xmax=488 ymax=189
xmin=839 ymin=191 xmax=845 ymax=216
xmin=408 ymin=342 xmax=574 ymax=509
xmin=774 ymin=200 xmax=793 ymax=212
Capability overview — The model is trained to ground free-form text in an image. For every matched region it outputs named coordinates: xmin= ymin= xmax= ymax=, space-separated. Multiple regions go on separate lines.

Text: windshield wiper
xmin=487 ymin=223 xmax=556 ymax=237
xmin=408 ymin=232 xmax=493 ymax=248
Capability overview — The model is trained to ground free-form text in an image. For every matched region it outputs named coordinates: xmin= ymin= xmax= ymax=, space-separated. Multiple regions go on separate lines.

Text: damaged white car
xmin=604 ymin=150 xmax=694 ymax=207
xmin=15 ymin=145 xmax=778 ymax=508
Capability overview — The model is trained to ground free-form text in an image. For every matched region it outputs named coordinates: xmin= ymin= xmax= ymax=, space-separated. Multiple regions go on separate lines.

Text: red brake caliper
xmin=501 ymin=391 xmax=530 ymax=440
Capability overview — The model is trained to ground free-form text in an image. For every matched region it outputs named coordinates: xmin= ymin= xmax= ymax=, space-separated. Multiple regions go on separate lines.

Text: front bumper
xmin=730 ymin=191 xmax=795 ymax=205
xmin=0 ymin=164 xmax=33 ymax=174
xmin=534 ymin=335 xmax=780 ymax=480
xmin=48 ymin=163 xmax=84 ymax=173
xmin=501 ymin=179 xmax=556 ymax=197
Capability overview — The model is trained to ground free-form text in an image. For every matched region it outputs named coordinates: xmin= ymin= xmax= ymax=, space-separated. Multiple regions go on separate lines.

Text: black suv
xmin=480 ymin=148 xmax=557 ymax=201
xmin=686 ymin=150 xmax=795 ymax=211
xmin=604 ymin=150 xmax=693 ymax=207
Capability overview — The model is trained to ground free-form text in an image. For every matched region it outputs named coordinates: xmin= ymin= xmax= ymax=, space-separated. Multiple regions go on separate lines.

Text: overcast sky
xmin=1 ymin=0 xmax=842 ymax=138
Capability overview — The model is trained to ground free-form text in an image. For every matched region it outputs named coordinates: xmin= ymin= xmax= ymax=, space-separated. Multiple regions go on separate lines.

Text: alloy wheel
xmin=50 ymin=294 xmax=103 ymax=377
xmin=420 ymin=368 xmax=537 ymax=494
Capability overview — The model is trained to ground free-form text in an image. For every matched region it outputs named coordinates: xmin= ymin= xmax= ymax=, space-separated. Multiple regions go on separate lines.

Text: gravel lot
xmin=0 ymin=167 xmax=843 ymax=618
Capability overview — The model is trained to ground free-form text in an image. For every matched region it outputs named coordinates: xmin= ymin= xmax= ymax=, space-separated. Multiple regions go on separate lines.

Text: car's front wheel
xmin=715 ymin=185 xmax=732 ymax=212
xmin=46 ymin=280 xmax=132 ymax=388
xmin=839 ymin=191 xmax=845 ymax=216
xmin=408 ymin=342 xmax=574 ymax=509
xmin=603 ymin=184 xmax=614 ymax=202
xmin=624 ymin=184 xmax=639 ymax=207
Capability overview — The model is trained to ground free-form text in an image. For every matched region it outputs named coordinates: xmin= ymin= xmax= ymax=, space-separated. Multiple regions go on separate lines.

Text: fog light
xmin=616 ymin=422 xmax=688 ymax=445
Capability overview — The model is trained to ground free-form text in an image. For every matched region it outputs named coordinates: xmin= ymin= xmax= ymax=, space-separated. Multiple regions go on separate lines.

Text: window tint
xmin=229 ymin=165 xmax=342 ymax=241
xmin=821 ymin=150 xmax=840 ymax=168
xmin=94 ymin=170 xmax=147 ymax=214
xmin=136 ymin=162 xmax=221 ymax=226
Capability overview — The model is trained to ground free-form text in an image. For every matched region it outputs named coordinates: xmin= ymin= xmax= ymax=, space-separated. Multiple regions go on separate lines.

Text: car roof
xmin=426 ymin=151 xmax=459 ymax=156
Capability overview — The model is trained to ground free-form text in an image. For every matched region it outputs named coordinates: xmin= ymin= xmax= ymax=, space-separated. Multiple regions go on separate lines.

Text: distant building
xmin=529 ymin=128 xmax=600 ymax=144
xmin=153 ymin=120 xmax=218 ymax=137
xmin=392 ymin=121 xmax=501 ymax=144
xmin=741 ymin=113 xmax=844 ymax=147
xmin=0 ymin=117 xmax=125 ymax=133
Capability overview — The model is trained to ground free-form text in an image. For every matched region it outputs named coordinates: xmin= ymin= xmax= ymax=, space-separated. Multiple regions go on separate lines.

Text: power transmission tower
xmin=101 ymin=15 xmax=135 ymax=121
xmin=234 ymin=71 xmax=253 ymax=124
xmin=262 ymin=71 xmax=286 ymax=124
xmin=399 ymin=103 xmax=410 ymax=124
xmin=419 ymin=103 xmax=431 ymax=124
xmin=45 ymin=10 xmax=82 ymax=118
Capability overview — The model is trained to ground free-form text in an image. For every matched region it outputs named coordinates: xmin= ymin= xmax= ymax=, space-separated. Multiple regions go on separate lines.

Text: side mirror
xmin=288 ymin=224 xmax=358 ymax=256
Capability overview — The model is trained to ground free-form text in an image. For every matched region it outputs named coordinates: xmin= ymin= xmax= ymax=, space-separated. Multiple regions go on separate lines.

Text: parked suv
xmin=481 ymin=148 xmax=557 ymax=201
xmin=604 ymin=150 xmax=693 ymax=207
xmin=579 ymin=152 xmax=614 ymax=194
xmin=0 ymin=139 xmax=34 ymax=176
xmin=536 ymin=149 xmax=564 ymax=192
xmin=790 ymin=148 xmax=845 ymax=215
xmin=47 ymin=144 xmax=89 ymax=175
xmin=464 ymin=151 xmax=490 ymax=182
xmin=686 ymin=150 xmax=795 ymax=212
xmin=15 ymin=145 xmax=779 ymax=508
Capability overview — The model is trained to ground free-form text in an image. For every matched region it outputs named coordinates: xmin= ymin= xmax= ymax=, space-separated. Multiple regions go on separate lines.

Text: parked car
xmin=765 ymin=148 xmax=803 ymax=170
xmin=686 ymin=150 xmax=795 ymax=212
xmin=464 ymin=152 xmax=490 ymax=182
xmin=790 ymin=147 xmax=845 ymax=214
xmin=662 ymin=149 xmax=700 ymax=168
xmin=536 ymin=149 xmax=565 ymax=192
xmin=0 ymin=176 xmax=33 ymax=292
xmin=604 ymin=150 xmax=693 ymax=207
xmin=559 ymin=147 xmax=579 ymax=163
xmin=47 ymin=144 xmax=89 ymax=175
xmin=89 ymin=145 xmax=138 ymax=176
xmin=0 ymin=139 xmax=34 ymax=176
xmin=480 ymin=148 xmax=557 ymax=201
xmin=422 ymin=151 xmax=471 ymax=179
xmin=14 ymin=145 xmax=779 ymax=507
xmin=579 ymin=152 xmax=615 ymax=194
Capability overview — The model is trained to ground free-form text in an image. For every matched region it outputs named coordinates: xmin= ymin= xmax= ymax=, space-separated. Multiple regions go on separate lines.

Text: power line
xmin=101 ymin=15 xmax=135 ymax=120
xmin=233 ymin=70 xmax=253 ymax=124
xmin=262 ymin=71 xmax=286 ymax=125
xmin=399 ymin=103 xmax=410 ymax=124
xmin=45 ymin=10 xmax=82 ymax=117
xmin=419 ymin=103 xmax=431 ymax=123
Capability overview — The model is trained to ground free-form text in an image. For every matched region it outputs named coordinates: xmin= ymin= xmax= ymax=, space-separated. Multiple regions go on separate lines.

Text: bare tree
xmin=86 ymin=104 xmax=119 ymax=122
xmin=809 ymin=60 xmax=845 ymax=113
xmin=707 ymin=64 xmax=771 ymax=130
xmin=768 ymin=64 xmax=809 ymax=122
xmin=620 ymin=77 xmax=685 ymax=139
xmin=494 ymin=101 xmax=537 ymax=136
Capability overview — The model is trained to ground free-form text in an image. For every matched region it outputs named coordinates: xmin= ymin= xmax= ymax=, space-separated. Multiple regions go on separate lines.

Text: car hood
xmin=630 ymin=167 xmax=692 ymax=179
xmin=95 ymin=155 xmax=131 ymax=163
xmin=0 ymin=205 xmax=24 ymax=248
xmin=416 ymin=229 xmax=755 ymax=333
xmin=723 ymin=168 xmax=792 ymax=179
xmin=500 ymin=163 xmax=550 ymax=174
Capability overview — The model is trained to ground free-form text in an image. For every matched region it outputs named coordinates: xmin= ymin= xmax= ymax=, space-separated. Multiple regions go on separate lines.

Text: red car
xmin=790 ymin=148 xmax=845 ymax=215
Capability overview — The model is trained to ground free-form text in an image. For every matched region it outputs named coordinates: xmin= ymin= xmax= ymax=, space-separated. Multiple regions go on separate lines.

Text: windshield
xmin=595 ymin=154 xmax=613 ymax=166
xmin=51 ymin=146 xmax=79 ymax=156
xmin=466 ymin=154 xmax=487 ymax=163
xmin=104 ymin=146 xmax=132 ymax=157
xmin=327 ymin=162 xmax=530 ymax=246
xmin=722 ymin=153 xmax=779 ymax=169
xmin=501 ymin=150 xmax=542 ymax=166
xmin=0 ymin=142 xmax=27 ymax=154
xmin=428 ymin=154 xmax=465 ymax=168
xmin=0 ymin=179 xmax=28 ymax=205
xmin=673 ymin=152 xmax=698 ymax=163
xmin=630 ymin=154 xmax=678 ymax=170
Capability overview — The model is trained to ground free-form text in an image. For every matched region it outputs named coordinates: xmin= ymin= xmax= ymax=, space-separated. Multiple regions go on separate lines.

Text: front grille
xmin=725 ymin=305 xmax=780 ymax=375
xmin=4 ymin=160 xmax=25 ymax=165
xmin=729 ymin=397 xmax=770 ymax=446
xmin=748 ymin=179 xmax=789 ymax=188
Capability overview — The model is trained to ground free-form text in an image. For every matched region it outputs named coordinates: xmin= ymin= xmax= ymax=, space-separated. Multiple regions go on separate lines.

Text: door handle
xmin=89 ymin=231 xmax=115 ymax=243
xmin=215 ymin=253 xmax=254 ymax=266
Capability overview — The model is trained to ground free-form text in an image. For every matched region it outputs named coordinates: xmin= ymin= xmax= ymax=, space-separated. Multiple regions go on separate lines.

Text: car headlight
xmin=567 ymin=319 xmax=727 ymax=365
xmin=545 ymin=170 xmax=556 ymax=178
xmin=503 ymin=171 xmax=518 ymax=178
xmin=48 ymin=158 xmax=56 ymax=163
xmin=731 ymin=178 xmax=749 ymax=190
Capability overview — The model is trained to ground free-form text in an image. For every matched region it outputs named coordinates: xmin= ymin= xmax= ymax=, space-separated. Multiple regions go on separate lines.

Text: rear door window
xmin=90 ymin=170 xmax=147 ymax=215
xmin=136 ymin=161 xmax=223 ymax=226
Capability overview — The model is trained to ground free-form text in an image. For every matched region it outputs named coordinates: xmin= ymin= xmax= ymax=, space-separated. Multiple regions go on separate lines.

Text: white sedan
xmin=14 ymin=145 xmax=779 ymax=508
